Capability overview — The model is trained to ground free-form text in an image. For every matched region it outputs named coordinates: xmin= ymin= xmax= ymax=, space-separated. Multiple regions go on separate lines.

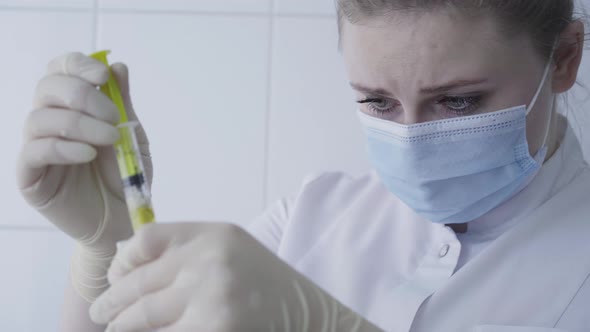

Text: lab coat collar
xmin=413 ymin=163 xmax=590 ymax=330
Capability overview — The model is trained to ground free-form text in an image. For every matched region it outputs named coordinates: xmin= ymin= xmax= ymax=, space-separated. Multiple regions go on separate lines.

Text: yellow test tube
xmin=90 ymin=50 xmax=155 ymax=231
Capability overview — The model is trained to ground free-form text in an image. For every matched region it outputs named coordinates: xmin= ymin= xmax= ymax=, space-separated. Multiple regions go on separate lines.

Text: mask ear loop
xmin=526 ymin=55 xmax=554 ymax=116
xmin=527 ymin=40 xmax=559 ymax=161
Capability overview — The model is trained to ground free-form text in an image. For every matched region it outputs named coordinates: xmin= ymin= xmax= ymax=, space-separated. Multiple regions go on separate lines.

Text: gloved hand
xmin=17 ymin=52 xmax=153 ymax=302
xmin=89 ymin=222 xmax=384 ymax=332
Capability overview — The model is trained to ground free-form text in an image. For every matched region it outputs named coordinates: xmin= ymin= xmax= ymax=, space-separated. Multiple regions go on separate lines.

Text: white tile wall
xmin=2 ymin=0 xmax=590 ymax=331
xmin=0 ymin=230 xmax=73 ymax=331
xmin=0 ymin=0 xmax=92 ymax=9
xmin=274 ymin=0 xmax=336 ymax=15
xmin=97 ymin=13 xmax=270 ymax=224
xmin=266 ymin=17 xmax=370 ymax=203
xmin=99 ymin=0 xmax=271 ymax=14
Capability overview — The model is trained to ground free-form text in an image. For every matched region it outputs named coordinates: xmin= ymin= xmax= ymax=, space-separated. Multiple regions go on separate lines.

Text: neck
xmin=544 ymin=107 xmax=567 ymax=162
xmin=447 ymin=223 xmax=468 ymax=234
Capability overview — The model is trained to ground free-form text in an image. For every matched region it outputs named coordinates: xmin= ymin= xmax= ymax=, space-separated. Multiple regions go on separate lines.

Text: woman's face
xmin=340 ymin=10 xmax=556 ymax=157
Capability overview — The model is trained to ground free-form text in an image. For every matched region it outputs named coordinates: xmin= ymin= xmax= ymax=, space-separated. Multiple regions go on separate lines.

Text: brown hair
xmin=337 ymin=0 xmax=580 ymax=60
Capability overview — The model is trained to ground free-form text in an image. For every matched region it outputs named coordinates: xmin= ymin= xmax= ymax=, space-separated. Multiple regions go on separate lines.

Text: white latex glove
xmin=17 ymin=52 xmax=153 ymax=302
xmin=89 ymin=222 xmax=383 ymax=332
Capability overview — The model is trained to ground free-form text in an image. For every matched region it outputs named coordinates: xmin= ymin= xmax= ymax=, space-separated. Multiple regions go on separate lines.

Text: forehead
xmin=340 ymin=10 xmax=538 ymax=92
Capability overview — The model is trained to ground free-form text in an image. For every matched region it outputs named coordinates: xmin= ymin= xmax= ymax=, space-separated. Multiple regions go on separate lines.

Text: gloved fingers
xmin=46 ymin=52 xmax=109 ymax=86
xmin=155 ymin=303 xmax=235 ymax=332
xmin=90 ymin=254 xmax=181 ymax=325
xmin=24 ymin=108 xmax=120 ymax=146
xmin=20 ymin=138 xmax=97 ymax=169
xmin=102 ymin=286 xmax=187 ymax=332
xmin=34 ymin=75 xmax=120 ymax=124
xmin=107 ymin=223 xmax=203 ymax=283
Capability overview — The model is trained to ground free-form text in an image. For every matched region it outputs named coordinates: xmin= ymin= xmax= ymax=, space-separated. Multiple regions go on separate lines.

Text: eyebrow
xmin=419 ymin=79 xmax=489 ymax=94
xmin=350 ymin=79 xmax=488 ymax=96
xmin=349 ymin=83 xmax=394 ymax=97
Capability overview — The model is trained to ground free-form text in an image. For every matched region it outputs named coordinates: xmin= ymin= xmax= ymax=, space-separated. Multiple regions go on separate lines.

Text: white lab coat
xmin=247 ymin=124 xmax=590 ymax=332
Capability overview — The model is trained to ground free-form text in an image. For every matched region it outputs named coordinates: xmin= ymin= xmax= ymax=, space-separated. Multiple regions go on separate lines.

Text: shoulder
xmin=299 ymin=170 xmax=375 ymax=188
xmin=294 ymin=170 xmax=387 ymax=207
xmin=246 ymin=170 xmax=400 ymax=253
xmin=280 ymin=170 xmax=391 ymax=225
xmin=274 ymin=170 xmax=421 ymax=255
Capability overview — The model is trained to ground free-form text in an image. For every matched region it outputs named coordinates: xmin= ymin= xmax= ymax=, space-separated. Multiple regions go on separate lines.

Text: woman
xmin=17 ymin=0 xmax=589 ymax=331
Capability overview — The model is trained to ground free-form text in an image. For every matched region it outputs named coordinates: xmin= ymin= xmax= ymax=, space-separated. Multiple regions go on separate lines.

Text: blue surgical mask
xmin=359 ymin=61 xmax=553 ymax=224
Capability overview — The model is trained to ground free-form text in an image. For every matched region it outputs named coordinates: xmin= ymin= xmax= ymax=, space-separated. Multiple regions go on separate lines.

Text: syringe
xmin=90 ymin=50 xmax=156 ymax=232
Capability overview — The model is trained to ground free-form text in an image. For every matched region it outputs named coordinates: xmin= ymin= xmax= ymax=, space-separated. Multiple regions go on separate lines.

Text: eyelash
xmin=357 ymin=96 xmax=483 ymax=116
xmin=357 ymin=98 xmax=396 ymax=116
xmin=439 ymin=96 xmax=482 ymax=115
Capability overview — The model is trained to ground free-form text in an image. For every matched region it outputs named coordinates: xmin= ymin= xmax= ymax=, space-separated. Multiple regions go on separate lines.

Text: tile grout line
xmin=0 ymin=5 xmax=90 ymax=12
xmin=99 ymin=7 xmax=269 ymax=17
xmin=0 ymin=5 xmax=335 ymax=19
xmin=261 ymin=0 xmax=275 ymax=208
xmin=101 ymin=9 xmax=335 ymax=19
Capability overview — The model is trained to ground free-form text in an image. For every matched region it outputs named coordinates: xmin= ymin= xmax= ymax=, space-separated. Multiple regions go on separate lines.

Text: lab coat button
xmin=439 ymin=244 xmax=450 ymax=257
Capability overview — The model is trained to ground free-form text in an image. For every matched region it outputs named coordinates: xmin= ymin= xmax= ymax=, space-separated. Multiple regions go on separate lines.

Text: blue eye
xmin=438 ymin=96 xmax=482 ymax=115
xmin=357 ymin=98 xmax=397 ymax=115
